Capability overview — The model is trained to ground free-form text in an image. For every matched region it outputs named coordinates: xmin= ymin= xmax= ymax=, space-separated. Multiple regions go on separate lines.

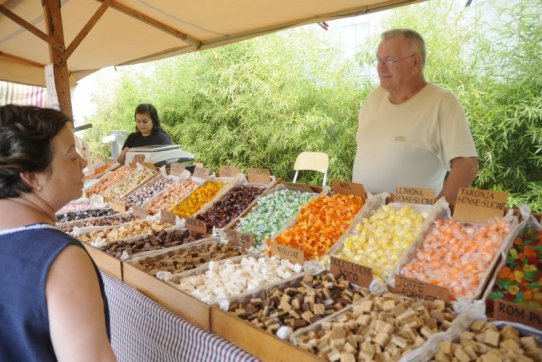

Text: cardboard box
xmin=84 ymin=244 xmax=123 ymax=280
xmin=122 ymin=260 xmax=212 ymax=330
xmin=211 ymin=306 xmax=323 ymax=362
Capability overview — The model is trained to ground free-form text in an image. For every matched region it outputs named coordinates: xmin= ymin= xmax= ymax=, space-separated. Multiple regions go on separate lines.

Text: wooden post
xmin=42 ymin=0 xmax=72 ymax=117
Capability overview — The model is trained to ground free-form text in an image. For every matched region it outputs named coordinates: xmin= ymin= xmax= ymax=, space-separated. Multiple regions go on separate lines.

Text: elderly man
xmin=352 ymin=29 xmax=478 ymax=202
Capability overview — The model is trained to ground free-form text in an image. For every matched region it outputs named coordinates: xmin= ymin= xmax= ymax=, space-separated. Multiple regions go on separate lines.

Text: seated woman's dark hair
xmin=134 ymin=103 xmax=164 ymax=133
xmin=0 ymin=105 xmax=70 ymax=198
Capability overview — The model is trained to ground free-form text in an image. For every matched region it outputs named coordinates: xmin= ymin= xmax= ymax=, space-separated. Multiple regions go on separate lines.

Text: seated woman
xmin=117 ymin=103 xmax=172 ymax=164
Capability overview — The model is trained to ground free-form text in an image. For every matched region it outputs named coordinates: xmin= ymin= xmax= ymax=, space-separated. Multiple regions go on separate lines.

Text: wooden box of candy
xmin=484 ymin=214 xmax=542 ymax=330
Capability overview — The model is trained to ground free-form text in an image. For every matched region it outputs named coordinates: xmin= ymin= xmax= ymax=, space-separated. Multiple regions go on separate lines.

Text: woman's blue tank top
xmin=0 ymin=224 xmax=110 ymax=361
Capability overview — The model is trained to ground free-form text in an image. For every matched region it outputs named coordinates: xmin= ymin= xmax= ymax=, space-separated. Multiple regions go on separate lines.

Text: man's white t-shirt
xmin=352 ymin=83 xmax=478 ymax=195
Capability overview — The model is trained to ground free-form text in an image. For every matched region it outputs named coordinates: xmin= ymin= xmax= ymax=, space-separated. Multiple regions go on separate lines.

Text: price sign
xmin=494 ymin=300 xmax=542 ymax=330
xmin=185 ymin=217 xmax=207 ymax=235
xmin=219 ymin=165 xmax=241 ymax=178
xmin=330 ymin=256 xmax=373 ymax=288
xmin=282 ymin=182 xmax=314 ymax=193
xmin=130 ymin=154 xmax=146 ymax=166
xmin=331 ymin=180 xmax=365 ymax=199
xmin=270 ymin=242 xmax=304 ymax=264
xmin=394 ymin=275 xmax=449 ymax=301
xmin=392 ymin=186 xmax=436 ymax=205
xmin=247 ymin=168 xmax=271 ymax=184
xmin=454 ymin=187 xmax=508 ymax=224
xmin=160 ymin=210 xmax=177 ymax=225
xmin=224 ymin=229 xmax=254 ymax=249
xmin=132 ymin=205 xmax=148 ymax=219
xmin=110 ymin=200 xmax=126 ymax=213
xmin=193 ymin=166 xmax=210 ymax=180
xmin=169 ymin=163 xmax=185 ymax=176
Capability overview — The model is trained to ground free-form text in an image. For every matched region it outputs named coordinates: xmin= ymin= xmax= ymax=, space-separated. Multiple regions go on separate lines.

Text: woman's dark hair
xmin=134 ymin=103 xmax=164 ymax=134
xmin=0 ymin=105 xmax=70 ymax=198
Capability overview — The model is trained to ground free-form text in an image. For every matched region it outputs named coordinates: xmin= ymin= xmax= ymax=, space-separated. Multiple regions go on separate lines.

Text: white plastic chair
xmin=292 ymin=152 xmax=329 ymax=186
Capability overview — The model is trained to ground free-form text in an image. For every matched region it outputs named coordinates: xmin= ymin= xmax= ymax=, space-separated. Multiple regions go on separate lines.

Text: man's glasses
xmin=374 ymin=54 xmax=415 ymax=67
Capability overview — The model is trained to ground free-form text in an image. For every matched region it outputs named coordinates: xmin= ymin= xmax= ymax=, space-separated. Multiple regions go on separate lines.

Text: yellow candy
xmin=335 ymin=205 xmax=426 ymax=281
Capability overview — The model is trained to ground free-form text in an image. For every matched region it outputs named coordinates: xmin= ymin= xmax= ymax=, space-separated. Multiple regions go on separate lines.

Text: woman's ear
xmin=19 ymin=171 xmax=42 ymax=191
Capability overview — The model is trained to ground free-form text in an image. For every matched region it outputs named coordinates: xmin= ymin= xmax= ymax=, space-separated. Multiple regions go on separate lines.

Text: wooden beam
xmin=0 ymin=5 xmax=64 ymax=52
xmin=43 ymin=0 xmax=72 ymax=117
xmin=64 ymin=0 xmax=113 ymax=60
xmin=97 ymin=0 xmax=201 ymax=48
xmin=0 ymin=51 xmax=46 ymax=68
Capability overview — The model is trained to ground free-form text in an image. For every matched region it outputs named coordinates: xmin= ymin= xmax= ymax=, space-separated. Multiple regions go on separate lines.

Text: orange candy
xmin=270 ymin=193 xmax=363 ymax=260
xmin=401 ymin=217 xmax=510 ymax=299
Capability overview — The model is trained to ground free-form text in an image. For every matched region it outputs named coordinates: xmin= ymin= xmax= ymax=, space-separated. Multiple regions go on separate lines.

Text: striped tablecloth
xmin=102 ymin=273 xmax=259 ymax=362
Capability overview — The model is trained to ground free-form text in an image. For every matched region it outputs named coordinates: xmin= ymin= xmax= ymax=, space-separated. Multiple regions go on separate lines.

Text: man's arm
xmin=438 ymin=156 xmax=479 ymax=203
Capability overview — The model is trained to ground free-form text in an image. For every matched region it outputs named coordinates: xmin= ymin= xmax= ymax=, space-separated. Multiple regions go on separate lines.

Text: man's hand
xmin=438 ymin=157 xmax=479 ymax=203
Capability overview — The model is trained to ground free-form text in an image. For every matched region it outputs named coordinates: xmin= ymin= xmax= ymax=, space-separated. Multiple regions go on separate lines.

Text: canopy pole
xmin=42 ymin=0 xmax=72 ymax=117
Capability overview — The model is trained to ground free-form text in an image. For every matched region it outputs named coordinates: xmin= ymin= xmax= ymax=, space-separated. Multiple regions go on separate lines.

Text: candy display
xmin=56 ymin=197 xmax=108 ymax=214
xmin=227 ymin=273 xmax=366 ymax=334
xmin=56 ymin=213 xmax=136 ymax=233
xmin=128 ymin=240 xmax=245 ymax=276
xmin=334 ymin=205 xmax=428 ymax=282
xmin=171 ymin=255 xmax=303 ymax=304
xmin=295 ymin=293 xmax=456 ymax=361
xmin=401 ymin=217 xmax=511 ymax=299
xmin=271 ymin=193 xmax=364 ymax=259
xmin=431 ymin=320 xmax=541 ymax=362
xmin=77 ymin=219 xmax=173 ymax=246
xmin=100 ymin=229 xmax=205 ymax=259
xmin=102 ymin=166 xmax=156 ymax=200
xmin=122 ymin=174 xmax=176 ymax=207
xmin=236 ymin=189 xmax=316 ymax=248
xmin=144 ymin=180 xmax=199 ymax=215
xmin=171 ymin=181 xmax=225 ymax=218
xmin=489 ymin=224 xmax=542 ymax=308
xmin=56 ymin=207 xmax=117 ymax=223
xmin=84 ymin=165 xmax=133 ymax=196
xmin=196 ymin=184 xmax=264 ymax=229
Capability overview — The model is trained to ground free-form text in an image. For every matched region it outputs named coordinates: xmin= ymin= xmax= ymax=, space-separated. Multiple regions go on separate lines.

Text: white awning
xmin=1 ymin=0 xmax=423 ymax=87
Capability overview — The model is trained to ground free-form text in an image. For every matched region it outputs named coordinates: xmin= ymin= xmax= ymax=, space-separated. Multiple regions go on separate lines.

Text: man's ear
xmin=412 ymin=54 xmax=423 ymax=74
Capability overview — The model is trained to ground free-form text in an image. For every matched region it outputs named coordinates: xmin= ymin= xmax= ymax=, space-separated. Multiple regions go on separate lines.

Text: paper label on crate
xmin=282 ymin=182 xmax=315 ymax=193
xmin=247 ymin=168 xmax=271 ymax=184
xmin=132 ymin=205 xmax=148 ymax=219
xmin=270 ymin=242 xmax=304 ymax=264
xmin=110 ymin=200 xmax=126 ymax=213
xmin=130 ymin=155 xmax=146 ymax=166
xmin=160 ymin=210 xmax=177 ymax=225
xmin=392 ymin=186 xmax=436 ymax=205
xmin=494 ymin=300 xmax=542 ymax=330
xmin=330 ymin=256 xmax=373 ymax=288
xmin=394 ymin=275 xmax=449 ymax=301
xmin=143 ymin=162 xmax=158 ymax=171
xmin=454 ymin=188 xmax=508 ymax=224
xmin=91 ymin=194 xmax=105 ymax=204
xmin=331 ymin=180 xmax=366 ymax=199
xmin=224 ymin=229 xmax=254 ymax=249
xmin=219 ymin=165 xmax=241 ymax=178
xmin=193 ymin=166 xmax=210 ymax=180
xmin=169 ymin=163 xmax=185 ymax=176
xmin=185 ymin=218 xmax=207 ymax=235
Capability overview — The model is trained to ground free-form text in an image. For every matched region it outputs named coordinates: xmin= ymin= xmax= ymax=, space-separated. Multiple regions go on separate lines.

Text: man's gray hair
xmin=381 ymin=29 xmax=426 ymax=64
